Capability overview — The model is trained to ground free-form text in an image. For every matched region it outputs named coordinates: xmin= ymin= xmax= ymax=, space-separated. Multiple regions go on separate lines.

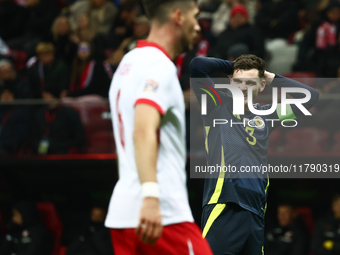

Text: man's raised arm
xmin=265 ymin=72 xmax=319 ymax=120
xmin=189 ymin=57 xmax=234 ymax=78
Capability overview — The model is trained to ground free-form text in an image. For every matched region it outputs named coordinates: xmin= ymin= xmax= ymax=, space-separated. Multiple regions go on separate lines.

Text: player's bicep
xmin=134 ymin=104 xmax=161 ymax=140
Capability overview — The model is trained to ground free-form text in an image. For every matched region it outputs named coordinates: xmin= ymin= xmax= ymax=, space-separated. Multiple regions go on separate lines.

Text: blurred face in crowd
xmin=226 ymin=0 xmax=239 ymax=7
xmin=0 ymin=89 xmax=14 ymax=102
xmin=277 ymin=205 xmax=296 ymax=227
xmin=179 ymin=4 xmax=201 ymax=52
xmin=77 ymin=42 xmax=91 ymax=61
xmin=78 ymin=14 xmax=90 ymax=30
xmin=332 ymin=198 xmax=340 ymax=219
xmin=230 ymin=13 xmax=247 ymax=29
xmin=12 ymin=209 xmax=23 ymax=225
xmin=90 ymin=0 xmax=106 ymax=9
xmin=91 ymin=207 xmax=106 ymax=223
xmin=55 ymin=16 xmax=71 ymax=36
xmin=231 ymin=69 xmax=265 ymax=105
xmin=0 ymin=64 xmax=15 ymax=81
xmin=24 ymin=0 xmax=40 ymax=8
xmin=38 ymin=52 xmax=55 ymax=66
xmin=327 ymin=7 xmax=340 ymax=23
xmin=133 ymin=21 xmax=150 ymax=38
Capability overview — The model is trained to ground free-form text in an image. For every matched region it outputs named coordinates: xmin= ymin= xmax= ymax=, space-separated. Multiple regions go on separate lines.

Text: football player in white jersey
xmin=105 ymin=0 xmax=213 ymax=254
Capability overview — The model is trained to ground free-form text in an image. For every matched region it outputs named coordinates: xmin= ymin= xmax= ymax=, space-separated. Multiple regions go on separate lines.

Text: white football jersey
xmin=105 ymin=40 xmax=194 ymax=228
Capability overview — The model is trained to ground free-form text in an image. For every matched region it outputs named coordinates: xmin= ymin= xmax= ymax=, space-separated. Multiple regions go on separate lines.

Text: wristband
xmin=142 ymin=182 xmax=160 ymax=198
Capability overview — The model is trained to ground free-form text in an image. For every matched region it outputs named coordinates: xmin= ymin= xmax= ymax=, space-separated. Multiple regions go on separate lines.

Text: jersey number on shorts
xmin=245 ymin=126 xmax=256 ymax=145
xmin=116 ymin=90 xmax=125 ymax=148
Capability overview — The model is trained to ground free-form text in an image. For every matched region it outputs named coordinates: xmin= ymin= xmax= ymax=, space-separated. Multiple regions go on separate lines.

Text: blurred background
xmin=1 ymin=0 xmax=340 ymax=254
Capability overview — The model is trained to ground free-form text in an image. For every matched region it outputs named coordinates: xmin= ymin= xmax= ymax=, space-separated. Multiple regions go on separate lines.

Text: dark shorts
xmin=201 ymin=202 xmax=264 ymax=255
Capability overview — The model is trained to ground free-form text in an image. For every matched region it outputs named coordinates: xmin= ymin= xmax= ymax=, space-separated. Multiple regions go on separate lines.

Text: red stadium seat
xmin=330 ymin=131 xmax=340 ymax=155
xmin=59 ymin=246 xmax=67 ymax=255
xmin=268 ymin=128 xmax=283 ymax=156
xmin=295 ymin=207 xmax=314 ymax=235
xmin=280 ymin=128 xmax=329 ymax=156
xmin=63 ymin=96 xmax=114 ymax=153
xmin=37 ymin=202 xmax=63 ymax=255
xmin=283 ymin=72 xmax=317 ymax=88
xmin=87 ymin=131 xmax=116 ymax=153
xmin=8 ymin=50 xmax=28 ymax=71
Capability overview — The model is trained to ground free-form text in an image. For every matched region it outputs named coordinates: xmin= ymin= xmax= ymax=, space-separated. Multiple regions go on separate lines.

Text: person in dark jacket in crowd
xmin=66 ymin=205 xmax=113 ymax=255
xmin=106 ymin=2 xmax=138 ymax=49
xmin=312 ymin=194 xmax=340 ymax=255
xmin=255 ymin=0 xmax=303 ymax=39
xmin=0 ymin=59 xmax=31 ymax=99
xmin=0 ymin=86 xmax=30 ymax=155
xmin=265 ymin=203 xmax=309 ymax=255
xmin=294 ymin=0 xmax=340 ymax=76
xmin=0 ymin=201 xmax=53 ymax=255
xmin=51 ymin=16 xmax=77 ymax=65
xmin=32 ymin=87 xmax=86 ymax=155
xmin=7 ymin=0 xmax=59 ymax=57
xmin=0 ymin=0 xmax=27 ymax=41
xmin=27 ymin=42 xmax=69 ymax=99
xmin=209 ymin=4 xmax=265 ymax=60
xmin=64 ymin=41 xmax=113 ymax=98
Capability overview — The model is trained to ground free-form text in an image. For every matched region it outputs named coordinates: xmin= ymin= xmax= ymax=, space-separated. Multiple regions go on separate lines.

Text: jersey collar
xmin=136 ymin=40 xmax=172 ymax=61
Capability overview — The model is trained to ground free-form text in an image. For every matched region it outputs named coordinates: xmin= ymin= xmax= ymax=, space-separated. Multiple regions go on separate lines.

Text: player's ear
xmin=172 ymin=8 xmax=184 ymax=26
xmin=259 ymin=79 xmax=266 ymax=92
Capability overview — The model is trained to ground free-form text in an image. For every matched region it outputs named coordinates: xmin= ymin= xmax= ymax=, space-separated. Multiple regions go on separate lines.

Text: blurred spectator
xmin=0 ymin=37 xmax=10 ymax=58
xmin=202 ymin=0 xmax=256 ymax=38
xmin=7 ymin=0 xmax=59 ymax=57
xmin=70 ymin=14 xmax=95 ymax=45
xmin=176 ymin=30 xmax=210 ymax=94
xmin=107 ymin=2 xmax=138 ymax=49
xmin=0 ymin=59 xmax=31 ymax=99
xmin=32 ymin=87 xmax=86 ymax=154
xmin=51 ymin=16 xmax=77 ymax=65
xmin=294 ymin=1 xmax=340 ymax=76
xmin=209 ymin=4 xmax=265 ymax=59
xmin=0 ymin=0 xmax=27 ymax=41
xmin=107 ymin=15 xmax=150 ymax=68
xmin=210 ymin=0 xmax=240 ymax=37
xmin=255 ymin=0 xmax=303 ymax=39
xmin=69 ymin=13 xmax=107 ymax=60
xmin=66 ymin=42 xmax=112 ymax=98
xmin=0 ymin=201 xmax=52 ymax=255
xmin=69 ymin=0 xmax=118 ymax=36
xmin=265 ymin=203 xmax=309 ymax=255
xmin=312 ymin=194 xmax=340 ymax=255
xmin=0 ymin=87 xmax=29 ymax=155
xmin=66 ymin=205 xmax=113 ymax=255
xmin=27 ymin=42 xmax=69 ymax=98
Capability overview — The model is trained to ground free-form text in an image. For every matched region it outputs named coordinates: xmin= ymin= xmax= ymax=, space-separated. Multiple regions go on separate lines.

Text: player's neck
xmin=146 ymin=23 xmax=181 ymax=60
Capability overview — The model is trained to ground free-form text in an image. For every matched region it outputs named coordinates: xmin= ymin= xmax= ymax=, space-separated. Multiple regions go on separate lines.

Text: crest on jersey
xmin=248 ymin=116 xmax=265 ymax=130
xmin=144 ymin=79 xmax=159 ymax=93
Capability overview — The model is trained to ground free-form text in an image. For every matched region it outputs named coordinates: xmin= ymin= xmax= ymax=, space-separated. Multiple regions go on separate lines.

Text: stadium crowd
xmin=1 ymin=0 xmax=340 ymax=254
xmin=0 ymin=0 xmax=340 ymax=155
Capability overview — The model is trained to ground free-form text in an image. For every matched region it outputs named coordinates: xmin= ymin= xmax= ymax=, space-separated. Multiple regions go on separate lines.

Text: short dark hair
xmin=233 ymin=54 xmax=266 ymax=78
xmin=142 ymin=0 xmax=194 ymax=24
xmin=332 ymin=194 xmax=340 ymax=204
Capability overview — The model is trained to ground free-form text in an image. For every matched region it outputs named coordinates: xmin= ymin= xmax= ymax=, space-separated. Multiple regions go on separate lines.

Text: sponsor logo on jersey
xmin=144 ymin=79 xmax=159 ymax=93
xmin=249 ymin=116 xmax=265 ymax=130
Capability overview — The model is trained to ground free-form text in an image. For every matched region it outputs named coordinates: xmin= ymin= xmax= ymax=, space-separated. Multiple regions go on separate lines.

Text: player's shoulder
xmin=125 ymin=47 xmax=176 ymax=70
